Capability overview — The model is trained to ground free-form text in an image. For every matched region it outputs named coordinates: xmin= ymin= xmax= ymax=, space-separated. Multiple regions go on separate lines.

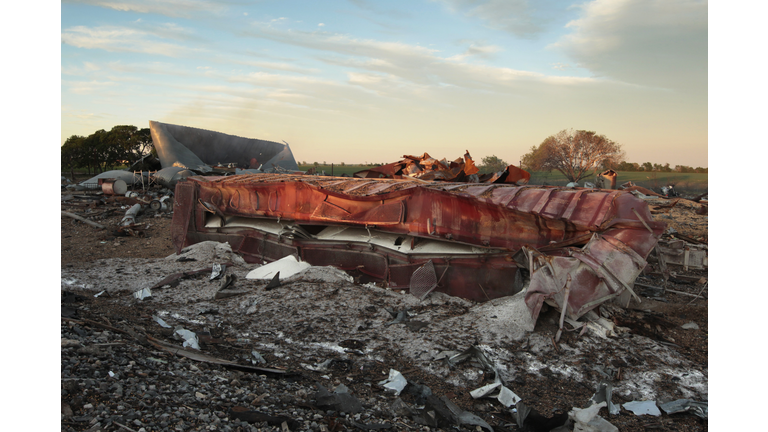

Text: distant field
xmin=66 ymin=165 xmax=707 ymax=196
xmin=528 ymin=171 xmax=708 ymax=195
xmin=298 ymin=164 xmax=371 ymax=177
xmin=300 ymin=165 xmax=707 ymax=195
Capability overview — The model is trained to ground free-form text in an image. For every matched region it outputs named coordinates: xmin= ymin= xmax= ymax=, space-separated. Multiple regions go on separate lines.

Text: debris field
xmin=61 ymin=179 xmax=707 ymax=432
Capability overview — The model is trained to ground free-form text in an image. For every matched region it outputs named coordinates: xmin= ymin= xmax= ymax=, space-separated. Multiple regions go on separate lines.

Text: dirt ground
xmin=61 ymin=185 xmax=708 ymax=431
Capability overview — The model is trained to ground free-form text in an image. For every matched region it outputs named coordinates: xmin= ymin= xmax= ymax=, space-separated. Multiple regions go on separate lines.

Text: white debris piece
xmin=378 ymin=369 xmax=408 ymax=395
xmin=470 ymin=382 xmax=501 ymax=399
xmin=133 ymin=288 xmax=152 ymax=300
xmin=251 ymin=351 xmax=266 ymax=364
xmin=570 ymin=402 xmax=619 ymax=432
xmin=175 ymin=329 xmax=200 ymax=350
xmin=154 ymin=316 xmax=172 ymax=328
xmin=497 ymin=386 xmax=521 ymax=407
xmin=246 ymin=255 xmax=311 ymax=280
xmin=623 ymin=400 xmax=661 ymax=416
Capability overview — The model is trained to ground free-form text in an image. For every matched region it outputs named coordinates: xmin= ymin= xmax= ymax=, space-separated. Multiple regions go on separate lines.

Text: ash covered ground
xmin=60 ymin=189 xmax=708 ymax=432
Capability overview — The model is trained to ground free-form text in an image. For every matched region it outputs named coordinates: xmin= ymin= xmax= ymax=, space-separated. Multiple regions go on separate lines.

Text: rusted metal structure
xmin=354 ymin=151 xmax=531 ymax=185
xmin=171 ymin=174 xmax=665 ymax=321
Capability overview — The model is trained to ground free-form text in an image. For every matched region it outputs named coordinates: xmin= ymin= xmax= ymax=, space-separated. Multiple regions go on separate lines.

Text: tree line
xmin=61 ymin=125 xmax=153 ymax=178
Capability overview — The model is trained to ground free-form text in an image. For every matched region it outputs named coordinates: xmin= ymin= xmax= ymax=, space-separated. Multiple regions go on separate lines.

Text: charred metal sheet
xmin=657 ymin=239 xmax=708 ymax=270
xmin=171 ymin=174 xmax=665 ymax=313
xmin=149 ymin=121 xmax=299 ymax=173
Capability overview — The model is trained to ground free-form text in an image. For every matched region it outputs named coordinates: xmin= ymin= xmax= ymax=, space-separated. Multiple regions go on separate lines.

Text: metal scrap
xmin=658 ymin=399 xmax=707 ymax=419
xmin=353 ymin=150 xmax=530 ymax=185
xmin=149 ymin=120 xmax=299 ymax=174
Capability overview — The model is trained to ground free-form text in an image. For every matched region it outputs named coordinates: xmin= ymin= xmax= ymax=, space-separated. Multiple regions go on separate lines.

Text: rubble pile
xmin=62 ymin=124 xmax=706 ymax=431
xmin=62 ymin=224 xmax=708 ymax=432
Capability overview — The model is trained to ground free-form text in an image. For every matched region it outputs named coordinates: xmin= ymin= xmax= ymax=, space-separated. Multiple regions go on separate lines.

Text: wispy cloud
xmin=244 ymin=23 xmax=600 ymax=94
xmin=551 ymin=0 xmax=707 ymax=91
xmin=434 ymin=0 xmax=543 ymax=38
xmin=62 ymin=25 xmax=200 ymax=57
xmin=447 ymin=43 xmax=503 ymax=61
xmin=65 ymin=79 xmax=118 ymax=95
xmin=62 ymin=0 xmax=228 ymax=19
xmin=237 ymin=60 xmax=321 ymax=75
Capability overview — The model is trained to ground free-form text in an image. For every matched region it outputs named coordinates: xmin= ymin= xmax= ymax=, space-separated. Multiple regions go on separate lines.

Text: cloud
xmin=61 ymin=25 xmax=199 ymax=57
xmin=551 ymin=0 xmax=707 ymax=91
xmin=65 ymin=79 xmax=117 ymax=95
xmin=243 ymin=23 xmax=600 ymax=95
xmin=447 ymin=43 xmax=503 ymax=61
xmin=434 ymin=0 xmax=543 ymax=38
xmin=62 ymin=0 xmax=228 ymax=19
xmin=237 ymin=60 xmax=321 ymax=75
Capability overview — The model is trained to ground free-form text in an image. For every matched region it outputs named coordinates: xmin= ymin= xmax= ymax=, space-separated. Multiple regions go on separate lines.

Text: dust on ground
xmin=61 ymin=187 xmax=708 ymax=431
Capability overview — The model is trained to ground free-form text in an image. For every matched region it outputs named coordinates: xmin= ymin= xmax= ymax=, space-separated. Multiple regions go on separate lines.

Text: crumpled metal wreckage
xmin=148 ymin=120 xmax=299 ymax=175
xmin=76 ymin=121 xmax=301 ymax=189
xmin=171 ymin=173 xmax=665 ymax=323
xmin=354 ymin=150 xmax=531 ymax=185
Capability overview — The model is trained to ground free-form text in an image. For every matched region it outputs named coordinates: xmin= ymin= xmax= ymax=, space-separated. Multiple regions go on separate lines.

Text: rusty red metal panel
xmin=172 ymin=174 xmax=665 ymax=317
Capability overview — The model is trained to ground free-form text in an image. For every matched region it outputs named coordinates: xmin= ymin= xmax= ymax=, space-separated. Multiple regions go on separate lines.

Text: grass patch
xmin=530 ymin=171 xmax=708 ymax=195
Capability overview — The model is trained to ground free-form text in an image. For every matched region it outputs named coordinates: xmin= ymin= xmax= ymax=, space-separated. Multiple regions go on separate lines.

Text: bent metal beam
xmin=171 ymin=174 xmax=665 ymax=321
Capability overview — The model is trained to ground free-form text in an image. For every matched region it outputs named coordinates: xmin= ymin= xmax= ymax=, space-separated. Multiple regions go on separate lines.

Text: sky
xmin=61 ymin=0 xmax=708 ymax=167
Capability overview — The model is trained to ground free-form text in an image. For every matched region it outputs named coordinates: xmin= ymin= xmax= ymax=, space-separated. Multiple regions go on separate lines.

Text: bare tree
xmin=523 ymin=129 xmax=624 ymax=183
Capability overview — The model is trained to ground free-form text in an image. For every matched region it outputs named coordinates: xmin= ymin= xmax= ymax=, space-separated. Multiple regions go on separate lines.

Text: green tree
xmin=478 ymin=155 xmax=508 ymax=174
xmin=61 ymin=135 xmax=86 ymax=179
xmin=522 ymin=129 xmax=624 ymax=183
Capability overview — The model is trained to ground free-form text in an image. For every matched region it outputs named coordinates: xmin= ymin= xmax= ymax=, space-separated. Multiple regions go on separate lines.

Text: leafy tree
xmin=61 ymin=135 xmax=86 ymax=179
xmin=641 ymin=162 xmax=653 ymax=172
xmin=61 ymin=125 xmax=157 ymax=176
xmin=478 ymin=155 xmax=508 ymax=174
xmin=522 ymin=129 xmax=625 ymax=183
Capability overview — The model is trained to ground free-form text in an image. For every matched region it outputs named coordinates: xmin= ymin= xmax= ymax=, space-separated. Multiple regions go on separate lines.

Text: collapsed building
xmin=72 ymin=120 xmax=668 ymax=323
xmin=170 ymin=174 xmax=666 ymax=322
